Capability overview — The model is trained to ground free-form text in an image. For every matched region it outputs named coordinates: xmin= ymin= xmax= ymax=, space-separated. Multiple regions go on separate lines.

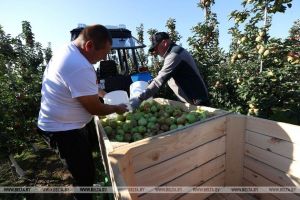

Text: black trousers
xmin=38 ymin=121 xmax=97 ymax=200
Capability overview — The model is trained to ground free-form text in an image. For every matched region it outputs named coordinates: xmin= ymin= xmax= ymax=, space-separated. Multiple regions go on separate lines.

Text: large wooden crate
xmin=241 ymin=116 xmax=300 ymax=200
xmin=95 ymin=99 xmax=300 ymax=200
xmin=96 ymin=98 xmax=229 ymax=174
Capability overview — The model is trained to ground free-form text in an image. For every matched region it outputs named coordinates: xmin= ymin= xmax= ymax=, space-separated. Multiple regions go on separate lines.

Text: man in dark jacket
xmin=130 ymin=32 xmax=208 ymax=109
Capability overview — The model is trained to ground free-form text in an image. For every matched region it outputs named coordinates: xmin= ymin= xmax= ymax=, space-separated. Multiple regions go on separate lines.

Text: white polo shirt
xmin=38 ymin=42 xmax=98 ymax=131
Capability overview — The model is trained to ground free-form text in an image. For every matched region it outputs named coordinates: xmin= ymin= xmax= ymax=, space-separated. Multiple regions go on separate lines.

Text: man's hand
xmin=129 ymin=97 xmax=142 ymax=110
xmin=77 ymin=94 xmax=128 ymax=116
xmin=98 ymin=89 xmax=106 ymax=98
xmin=114 ymin=104 xmax=128 ymax=114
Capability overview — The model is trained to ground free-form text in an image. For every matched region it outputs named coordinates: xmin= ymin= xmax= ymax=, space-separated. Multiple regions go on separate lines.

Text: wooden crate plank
xmin=154 ymin=98 xmax=228 ymax=115
xmin=246 ymin=116 xmax=300 ymax=144
xmin=242 ymin=179 xmax=279 ymax=200
xmin=225 ymin=115 xmax=246 ymax=186
xmin=221 ymin=193 xmax=246 ymax=200
xmin=111 ymin=141 xmax=129 ymax=149
xmin=97 ymin=117 xmax=136 ymax=199
xmin=207 ymin=193 xmax=227 ymax=200
xmin=111 ymin=116 xmax=226 ymax=173
xmin=177 ymin=172 xmax=225 ymax=200
xmin=132 ymin=118 xmax=226 ymax=172
xmin=245 ymin=144 xmax=300 ymax=179
xmin=135 ymin=136 xmax=226 ymax=187
xmin=245 ymin=130 xmax=300 ymax=161
xmin=95 ymin=117 xmax=110 ymax=173
xmin=96 ymin=117 xmax=114 ymax=153
xmin=108 ymin=153 xmax=137 ymax=200
xmin=164 ymin=155 xmax=225 ymax=187
xmin=236 ymin=194 xmax=258 ymax=200
xmin=244 ymin=168 xmax=300 ymax=200
xmin=139 ymin=155 xmax=225 ymax=200
xmin=244 ymin=156 xmax=300 ymax=186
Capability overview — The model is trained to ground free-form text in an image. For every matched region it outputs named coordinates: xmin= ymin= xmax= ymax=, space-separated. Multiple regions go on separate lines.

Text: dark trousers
xmin=38 ymin=121 xmax=96 ymax=200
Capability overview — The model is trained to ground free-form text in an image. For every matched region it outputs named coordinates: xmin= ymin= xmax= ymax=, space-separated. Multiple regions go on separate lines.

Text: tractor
xmin=70 ymin=24 xmax=152 ymax=95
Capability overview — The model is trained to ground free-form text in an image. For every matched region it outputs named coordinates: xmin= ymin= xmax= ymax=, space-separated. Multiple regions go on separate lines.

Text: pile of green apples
xmin=100 ymin=100 xmax=209 ymax=143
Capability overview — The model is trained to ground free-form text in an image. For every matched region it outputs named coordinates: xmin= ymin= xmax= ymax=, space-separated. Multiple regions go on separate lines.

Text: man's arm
xmin=77 ymin=94 xmax=128 ymax=116
xmin=139 ymin=53 xmax=181 ymax=100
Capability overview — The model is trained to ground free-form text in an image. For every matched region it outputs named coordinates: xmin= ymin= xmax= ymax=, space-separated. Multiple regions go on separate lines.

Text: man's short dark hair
xmin=79 ymin=24 xmax=112 ymax=50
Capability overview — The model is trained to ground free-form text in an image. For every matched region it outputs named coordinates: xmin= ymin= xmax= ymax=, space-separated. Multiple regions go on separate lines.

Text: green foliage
xmin=21 ymin=21 xmax=35 ymax=48
xmin=188 ymin=9 xmax=225 ymax=91
xmin=136 ymin=23 xmax=147 ymax=66
xmin=146 ymin=28 xmax=160 ymax=75
xmin=144 ymin=0 xmax=299 ymax=125
xmin=44 ymin=42 xmax=53 ymax=63
xmin=289 ymin=19 xmax=300 ymax=40
xmin=0 ymin=22 xmax=52 ymax=154
xmin=208 ymin=61 xmax=300 ymax=124
xmin=228 ymin=0 xmax=294 ymax=68
xmin=146 ymin=28 xmax=158 ymax=42
xmin=198 ymin=0 xmax=215 ymax=9
xmin=165 ymin=18 xmax=182 ymax=43
xmin=187 ymin=0 xmax=299 ymax=125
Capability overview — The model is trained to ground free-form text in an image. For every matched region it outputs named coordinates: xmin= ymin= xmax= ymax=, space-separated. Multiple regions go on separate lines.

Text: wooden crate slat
xmin=244 ymin=168 xmax=300 ymax=200
xmin=244 ymin=156 xmax=300 ymax=186
xmin=164 ymin=155 xmax=226 ymax=187
xmin=242 ymin=179 xmax=279 ymax=200
xmin=111 ymin=116 xmax=226 ymax=173
xmin=210 ymin=194 xmax=256 ymax=200
xmin=154 ymin=98 xmax=228 ymax=115
xmin=139 ymin=155 xmax=225 ymax=200
xmin=135 ymin=136 xmax=226 ymax=187
xmin=207 ymin=193 xmax=228 ymax=200
xmin=96 ymin=117 xmax=114 ymax=153
xmin=221 ymin=193 xmax=248 ymax=200
xmin=176 ymin=172 xmax=225 ymax=200
xmin=133 ymin=116 xmax=226 ymax=172
xmin=108 ymin=154 xmax=137 ymax=200
xmin=111 ymin=141 xmax=129 ymax=149
xmin=225 ymin=115 xmax=246 ymax=186
xmin=95 ymin=117 xmax=110 ymax=173
xmin=245 ymin=144 xmax=300 ymax=179
xmin=246 ymin=130 xmax=300 ymax=161
xmin=246 ymin=116 xmax=300 ymax=144
xmin=236 ymin=194 xmax=259 ymax=200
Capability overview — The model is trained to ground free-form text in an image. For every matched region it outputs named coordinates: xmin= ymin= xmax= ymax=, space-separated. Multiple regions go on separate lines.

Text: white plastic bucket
xmin=103 ymin=90 xmax=131 ymax=115
xmin=103 ymin=90 xmax=129 ymax=105
xmin=129 ymin=81 xmax=149 ymax=98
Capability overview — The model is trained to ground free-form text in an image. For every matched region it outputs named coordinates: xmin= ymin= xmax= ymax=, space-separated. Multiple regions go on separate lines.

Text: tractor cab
xmin=70 ymin=24 xmax=152 ymax=94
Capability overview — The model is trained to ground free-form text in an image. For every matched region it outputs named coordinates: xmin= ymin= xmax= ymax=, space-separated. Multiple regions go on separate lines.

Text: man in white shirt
xmin=38 ymin=24 xmax=127 ymax=200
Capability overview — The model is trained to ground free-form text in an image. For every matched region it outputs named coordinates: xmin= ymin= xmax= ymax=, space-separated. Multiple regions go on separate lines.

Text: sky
xmin=1 ymin=0 xmax=299 ymax=53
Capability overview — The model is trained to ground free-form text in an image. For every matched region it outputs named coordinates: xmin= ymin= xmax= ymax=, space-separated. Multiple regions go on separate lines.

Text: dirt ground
xmin=0 ymin=138 xmax=112 ymax=200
